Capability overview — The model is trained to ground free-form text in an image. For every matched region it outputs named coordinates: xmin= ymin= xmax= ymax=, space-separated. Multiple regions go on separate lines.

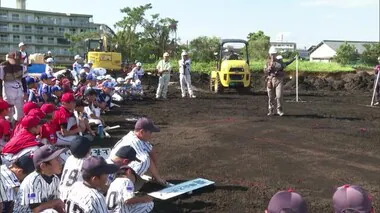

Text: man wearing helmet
xmin=374 ymin=56 xmax=380 ymax=106
xmin=265 ymin=49 xmax=296 ymax=116
xmin=156 ymin=52 xmax=172 ymax=100
xmin=179 ymin=51 xmax=196 ymax=98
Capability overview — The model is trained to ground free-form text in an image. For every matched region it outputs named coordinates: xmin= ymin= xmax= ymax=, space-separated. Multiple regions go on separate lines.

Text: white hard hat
xmin=87 ymin=60 xmax=93 ymax=64
xmin=276 ymin=55 xmax=283 ymax=60
xmin=163 ymin=52 xmax=169 ymax=57
xmin=136 ymin=62 xmax=142 ymax=67
xmin=116 ymin=77 xmax=125 ymax=83
xmin=269 ymin=46 xmax=277 ymax=54
xmin=181 ymin=51 xmax=188 ymax=56
xmin=46 ymin=58 xmax=54 ymax=63
xmin=74 ymin=55 xmax=81 ymax=60
xmin=83 ymin=64 xmax=90 ymax=68
xmin=18 ymin=42 xmax=25 ymax=47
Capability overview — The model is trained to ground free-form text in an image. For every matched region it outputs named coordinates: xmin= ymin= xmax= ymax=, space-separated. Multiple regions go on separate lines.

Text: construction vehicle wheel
xmin=209 ymin=77 xmax=215 ymax=92
xmin=214 ymin=75 xmax=223 ymax=94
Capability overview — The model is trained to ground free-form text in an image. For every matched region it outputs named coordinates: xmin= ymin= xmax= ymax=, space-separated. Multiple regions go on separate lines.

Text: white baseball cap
xmin=83 ymin=64 xmax=90 ymax=68
xmin=181 ymin=51 xmax=188 ymax=56
xmin=46 ymin=58 xmax=54 ymax=63
xmin=163 ymin=52 xmax=169 ymax=57
xmin=47 ymin=51 xmax=52 ymax=54
xmin=276 ymin=55 xmax=283 ymax=60
xmin=136 ymin=62 xmax=142 ymax=67
xmin=18 ymin=42 xmax=25 ymax=47
xmin=74 ymin=55 xmax=81 ymax=60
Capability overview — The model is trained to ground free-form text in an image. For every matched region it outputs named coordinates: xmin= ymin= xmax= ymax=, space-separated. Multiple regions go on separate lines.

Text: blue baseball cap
xmin=103 ymin=81 xmax=115 ymax=89
xmin=86 ymin=74 xmax=96 ymax=81
xmin=51 ymin=85 xmax=62 ymax=93
xmin=40 ymin=73 xmax=55 ymax=80
xmin=26 ymin=76 xmax=38 ymax=84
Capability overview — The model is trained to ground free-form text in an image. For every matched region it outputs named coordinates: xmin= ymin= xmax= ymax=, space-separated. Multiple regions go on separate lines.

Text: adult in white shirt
xmin=109 ymin=117 xmax=166 ymax=189
xmin=45 ymin=58 xmax=54 ymax=76
xmin=155 ymin=52 xmax=172 ymax=100
xmin=179 ymin=51 xmax=196 ymax=98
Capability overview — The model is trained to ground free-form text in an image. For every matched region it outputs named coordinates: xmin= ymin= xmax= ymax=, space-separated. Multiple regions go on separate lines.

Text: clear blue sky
xmin=2 ymin=0 xmax=379 ymax=49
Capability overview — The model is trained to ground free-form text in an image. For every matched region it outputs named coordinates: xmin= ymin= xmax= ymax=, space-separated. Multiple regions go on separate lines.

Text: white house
xmin=309 ymin=40 xmax=378 ymax=62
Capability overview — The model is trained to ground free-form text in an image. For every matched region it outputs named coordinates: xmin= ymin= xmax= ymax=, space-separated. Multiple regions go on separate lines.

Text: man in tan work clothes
xmin=265 ymin=55 xmax=296 ymax=116
xmin=156 ymin=52 xmax=172 ymax=100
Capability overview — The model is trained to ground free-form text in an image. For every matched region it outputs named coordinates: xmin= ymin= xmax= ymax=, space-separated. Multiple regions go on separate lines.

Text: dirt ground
xmin=100 ymin=79 xmax=380 ymax=213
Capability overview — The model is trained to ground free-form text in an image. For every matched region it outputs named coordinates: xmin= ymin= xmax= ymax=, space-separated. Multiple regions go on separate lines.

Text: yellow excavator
xmin=84 ymin=24 xmax=122 ymax=71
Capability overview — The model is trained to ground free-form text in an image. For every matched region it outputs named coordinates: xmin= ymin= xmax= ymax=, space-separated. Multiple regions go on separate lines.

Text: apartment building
xmin=0 ymin=2 xmax=101 ymax=64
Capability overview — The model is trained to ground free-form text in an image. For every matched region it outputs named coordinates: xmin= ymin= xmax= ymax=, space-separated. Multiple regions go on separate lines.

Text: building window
xmin=0 ymin=24 xmax=8 ymax=31
xmin=11 ymin=14 xmax=19 ymax=21
xmin=70 ymin=28 xmax=76 ymax=33
xmin=0 ymin=12 xmax=7 ymax=20
xmin=36 ymin=36 xmax=43 ymax=43
xmin=13 ymin=35 xmax=20 ymax=42
xmin=57 ymin=38 xmax=70 ymax=45
xmin=59 ymin=28 xmax=65 ymax=33
xmin=0 ymin=34 xmax=8 ymax=42
xmin=12 ymin=25 xmax=20 ymax=32
xmin=48 ymin=37 xmax=54 ymax=44
xmin=25 ymin=35 xmax=32 ymax=43
xmin=36 ymin=26 xmax=43 ymax=34
xmin=24 ymin=25 xmax=32 ymax=33
xmin=48 ymin=27 xmax=54 ymax=33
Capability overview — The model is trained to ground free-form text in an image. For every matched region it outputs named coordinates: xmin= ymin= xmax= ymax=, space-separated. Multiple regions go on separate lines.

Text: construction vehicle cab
xmin=210 ymin=39 xmax=252 ymax=94
xmin=84 ymin=24 xmax=122 ymax=71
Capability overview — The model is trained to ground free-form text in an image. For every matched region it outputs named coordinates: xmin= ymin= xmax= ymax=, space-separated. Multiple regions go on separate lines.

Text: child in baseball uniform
xmin=13 ymin=145 xmax=66 ymax=213
xmin=0 ymin=100 xmax=11 ymax=152
xmin=26 ymin=77 xmax=43 ymax=106
xmin=0 ymin=153 xmax=35 ymax=212
xmin=39 ymin=73 xmax=55 ymax=103
xmin=59 ymin=136 xmax=91 ymax=202
xmin=65 ymin=156 xmax=118 ymax=213
xmin=106 ymin=166 xmax=154 ymax=213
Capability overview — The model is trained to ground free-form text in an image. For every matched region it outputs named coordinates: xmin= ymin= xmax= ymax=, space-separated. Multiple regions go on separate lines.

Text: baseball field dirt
xmin=99 ymin=82 xmax=380 ymax=213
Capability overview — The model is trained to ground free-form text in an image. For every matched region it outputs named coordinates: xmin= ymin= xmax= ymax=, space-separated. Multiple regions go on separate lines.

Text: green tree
xmin=335 ymin=42 xmax=359 ymax=65
xmin=64 ymin=31 xmax=100 ymax=55
xmin=188 ymin=36 xmax=220 ymax=62
xmin=360 ymin=43 xmax=380 ymax=65
xmin=247 ymin=31 xmax=271 ymax=60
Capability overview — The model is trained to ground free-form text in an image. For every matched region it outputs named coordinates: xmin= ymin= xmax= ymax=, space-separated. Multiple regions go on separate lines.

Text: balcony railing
xmin=0 ymin=38 xmax=9 ymax=42
xmin=0 ymin=17 xmax=94 ymax=27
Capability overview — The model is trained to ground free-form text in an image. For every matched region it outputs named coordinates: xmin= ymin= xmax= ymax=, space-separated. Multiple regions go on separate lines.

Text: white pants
xmin=3 ymin=83 xmax=24 ymax=121
xmin=127 ymin=202 xmax=154 ymax=213
xmin=89 ymin=118 xmax=102 ymax=125
xmin=56 ymin=133 xmax=79 ymax=146
xmin=156 ymin=73 xmax=170 ymax=98
xmin=180 ymin=74 xmax=194 ymax=97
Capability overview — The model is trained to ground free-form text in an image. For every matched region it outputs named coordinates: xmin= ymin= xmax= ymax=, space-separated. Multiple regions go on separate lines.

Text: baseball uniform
xmin=59 ymin=155 xmax=84 ymax=201
xmin=65 ymin=181 xmax=108 ymax=213
xmin=0 ymin=164 xmax=21 ymax=204
xmin=13 ymin=171 xmax=60 ymax=213
xmin=109 ymin=131 xmax=152 ymax=176
xmin=106 ymin=177 xmax=154 ymax=213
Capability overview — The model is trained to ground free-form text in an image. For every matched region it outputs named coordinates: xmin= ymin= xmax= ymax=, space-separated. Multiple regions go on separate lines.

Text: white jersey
xmin=65 ymin=181 xmax=108 ymax=213
xmin=106 ymin=177 xmax=154 ymax=213
xmin=13 ymin=171 xmax=60 ymax=213
xmin=59 ymin=155 xmax=85 ymax=201
xmin=109 ymin=131 xmax=152 ymax=176
xmin=45 ymin=65 xmax=53 ymax=76
xmin=178 ymin=59 xmax=191 ymax=75
xmin=0 ymin=165 xmax=21 ymax=203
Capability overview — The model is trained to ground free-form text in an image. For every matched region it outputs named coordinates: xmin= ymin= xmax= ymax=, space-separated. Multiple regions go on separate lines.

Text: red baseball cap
xmin=61 ymin=93 xmax=75 ymax=103
xmin=0 ymin=100 xmax=11 ymax=110
xmin=27 ymin=108 xmax=45 ymax=119
xmin=23 ymin=102 xmax=38 ymax=115
xmin=21 ymin=116 xmax=45 ymax=129
xmin=40 ymin=104 xmax=56 ymax=114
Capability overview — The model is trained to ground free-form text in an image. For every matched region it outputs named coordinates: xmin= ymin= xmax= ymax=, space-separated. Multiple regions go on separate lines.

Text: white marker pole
xmin=371 ymin=71 xmax=380 ymax=106
xmin=296 ymin=55 xmax=299 ymax=102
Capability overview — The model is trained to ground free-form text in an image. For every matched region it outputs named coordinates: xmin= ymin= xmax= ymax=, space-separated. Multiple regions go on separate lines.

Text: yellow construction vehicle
xmin=210 ymin=39 xmax=252 ymax=94
xmin=84 ymin=24 xmax=122 ymax=71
